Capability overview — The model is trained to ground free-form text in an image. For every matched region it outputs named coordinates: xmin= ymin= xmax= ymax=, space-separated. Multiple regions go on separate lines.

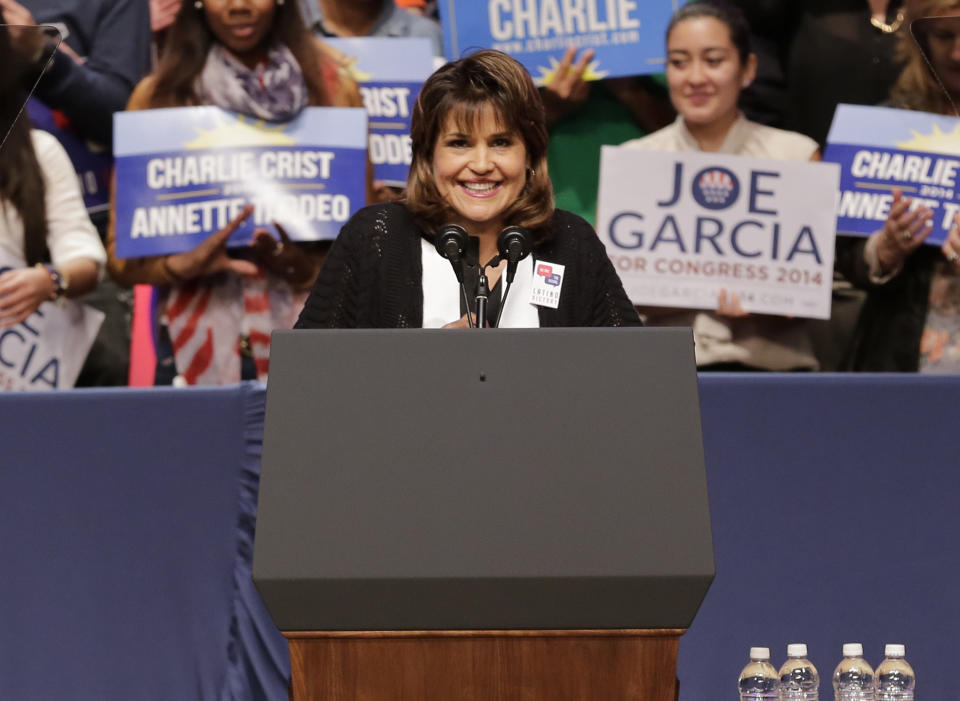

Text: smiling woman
xmin=619 ymin=1 xmax=821 ymax=371
xmin=295 ymin=50 xmax=640 ymax=329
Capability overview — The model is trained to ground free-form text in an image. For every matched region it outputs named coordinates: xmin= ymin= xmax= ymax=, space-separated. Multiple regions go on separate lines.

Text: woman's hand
xmin=874 ymin=188 xmax=934 ymax=274
xmin=0 ymin=266 xmax=55 ymax=327
xmin=941 ymin=212 xmax=960 ymax=273
xmin=541 ymin=47 xmax=594 ymax=125
xmin=250 ymin=222 xmax=317 ymax=288
xmin=149 ymin=0 xmax=182 ymax=33
xmin=164 ymin=205 xmax=259 ymax=282
xmin=716 ymin=289 xmax=749 ymax=318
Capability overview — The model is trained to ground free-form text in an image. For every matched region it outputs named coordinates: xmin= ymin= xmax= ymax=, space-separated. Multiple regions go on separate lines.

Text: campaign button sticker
xmin=530 ymin=260 xmax=565 ymax=309
xmin=693 ymin=166 xmax=740 ymax=210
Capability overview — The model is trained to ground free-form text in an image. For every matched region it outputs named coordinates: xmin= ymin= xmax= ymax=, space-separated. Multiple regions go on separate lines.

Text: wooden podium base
xmin=287 ymin=629 xmax=684 ymax=701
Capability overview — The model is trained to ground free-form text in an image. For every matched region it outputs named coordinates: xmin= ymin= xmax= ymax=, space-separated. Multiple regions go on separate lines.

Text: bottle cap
xmin=843 ymin=643 xmax=863 ymax=657
xmin=750 ymin=647 xmax=770 ymax=660
xmin=787 ymin=643 xmax=808 ymax=657
xmin=884 ymin=644 xmax=905 ymax=657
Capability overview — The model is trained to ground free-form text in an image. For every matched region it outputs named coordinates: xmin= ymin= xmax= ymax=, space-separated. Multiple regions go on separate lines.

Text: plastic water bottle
xmin=779 ymin=643 xmax=820 ymax=701
xmin=739 ymin=647 xmax=779 ymax=701
xmin=832 ymin=643 xmax=874 ymax=701
xmin=875 ymin=644 xmax=914 ymax=701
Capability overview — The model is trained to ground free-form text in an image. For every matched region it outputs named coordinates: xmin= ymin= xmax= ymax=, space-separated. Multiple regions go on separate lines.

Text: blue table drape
xmin=1 ymin=376 xmax=957 ymax=699
xmin=0 ymin=384 xmax=287 ymax=700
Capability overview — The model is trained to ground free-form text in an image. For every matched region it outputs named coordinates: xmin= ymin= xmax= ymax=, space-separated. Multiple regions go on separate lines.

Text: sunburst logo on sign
xmin=343 ymin=58 xmax=374 ymax=84
xmin=183 ymin=113 xmax=296 ymax=150
xmin=896 ymin=123 xmax=960 ymax=156
xmin=536 ymin=57 xmax=609 ymax=86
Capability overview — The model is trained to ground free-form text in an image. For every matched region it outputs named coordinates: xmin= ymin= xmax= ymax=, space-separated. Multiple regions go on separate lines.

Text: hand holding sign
xmin=542 ymin=47 xmax=594 ymax=125
xmin=165 ymin=205 xmax=259 ymax=281
xmin=251 ymin=222 xmax=317 ymax=288
xmin=0 ymin=265 xmax=55 ymax=327
xmin=874 ymin=188 xmax=934 ymax=275
xmin=716 ymin=289 xmax=748 ymax=318
xmin=941 ymin=213 xmax=960 ymax=271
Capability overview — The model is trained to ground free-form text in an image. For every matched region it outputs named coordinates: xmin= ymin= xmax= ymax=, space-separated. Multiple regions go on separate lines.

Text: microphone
xmin=494 ymin=225 xmax=533 ymax=328
xmin=496 ymin=225 xmax=532 ymax=285
xmin=434 ymin=223 xmax=474 ymax=328
xmin=435 ymin=223 xmax=469 ymax=283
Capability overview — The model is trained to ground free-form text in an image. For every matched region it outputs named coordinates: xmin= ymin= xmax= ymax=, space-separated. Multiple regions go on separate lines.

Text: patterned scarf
xmin=164 ymin=44 xmax=310 ymax=385
xmin=196 ymin=43 xmax=308 ymax=121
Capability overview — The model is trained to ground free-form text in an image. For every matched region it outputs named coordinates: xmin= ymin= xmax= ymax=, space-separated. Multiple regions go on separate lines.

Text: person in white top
xmin=0 ymin=102 xmax=105 ymax=327
xmin=621 ymin=0 xmax=821 ymax=371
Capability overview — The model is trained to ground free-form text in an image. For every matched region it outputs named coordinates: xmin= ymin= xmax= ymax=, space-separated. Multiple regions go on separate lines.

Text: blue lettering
xmin=730 ymin=220 xmax=763 ymax=258
xmin=749 ymin=171 xmax=779 ymax=216
xmin=650 ymin=215 xmax=686 ymax=252
xmin=608 ymin=211 xmax=644 ymax=249
xmin=785 ymin=226 xmax=822 ymax=264
xmin=0 ymin=329 xmax=25 ymax=368
xmin=695 ymin=217 xmax=723 ymax=255
xmin=31 ymin=358 xmax=59 ymax=389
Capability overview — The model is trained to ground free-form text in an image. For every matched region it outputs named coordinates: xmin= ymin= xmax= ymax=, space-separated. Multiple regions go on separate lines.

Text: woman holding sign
xmin=837 ymin=0 xmax=960 ymax=371
xmin=621 ymin=1 xmax=821 ymax=371
xmin=295 ymin=49 xmax=640 ymax=328
xmin=106 ymin=0 xmax=365 ymax=384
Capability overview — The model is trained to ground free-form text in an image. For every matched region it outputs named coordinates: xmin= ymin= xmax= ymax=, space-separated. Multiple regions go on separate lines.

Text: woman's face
xmin=431 ymin=103 xmax=528 ymax=237
xmin=926 ymin=13 xmax=960 ymax=97
xmin=666 ymin=16 xmax=756 ymax=129
xmin=203 ymin=0 xmax=276 ymax=65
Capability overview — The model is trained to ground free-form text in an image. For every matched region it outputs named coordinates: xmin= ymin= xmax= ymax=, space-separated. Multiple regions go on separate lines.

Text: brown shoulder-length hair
xmin=148 ymin=0 xmax=329 ymax=108
xmin=404 ymin=49 xmax=554 ymax=240
xmin=891 ymin=0 xmax=960 ymax=114
xmin=0 ymin=26 xmax=48 ymax=266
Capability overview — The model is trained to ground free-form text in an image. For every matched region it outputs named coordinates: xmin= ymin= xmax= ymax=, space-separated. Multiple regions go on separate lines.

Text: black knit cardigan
xmin=295 ymin=203 xmax=641 ymax=329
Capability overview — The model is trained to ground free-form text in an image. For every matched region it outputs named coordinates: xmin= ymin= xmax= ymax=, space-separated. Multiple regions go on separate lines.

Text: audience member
xmin=0 ymin=0 xmax=151 ymax=149
xmin=786 ymin=0 xmax=905 ymax=149
xmin=1 ymin=0 xmax=153 ymax=386
xmin=837 ymin=0 xmax=960 ymax=371
xmin=622 ymin=0 xmax=821 ymax=371
xmin=298 ymin=0 xmax=443 ymax=56
xmin=0 ymin=29 xmax=106 ymax=337
xmin=295 ymin=50 xmax=641 ymax=329
xmin=107 ymin=0 xmax=365 ymax=384
xmin=731 ymin=0 xmax=793 ymax=127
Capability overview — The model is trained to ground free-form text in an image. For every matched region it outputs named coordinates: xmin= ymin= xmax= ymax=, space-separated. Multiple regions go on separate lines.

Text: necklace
xmin=870 ymin=9 xmax=905 ymax=33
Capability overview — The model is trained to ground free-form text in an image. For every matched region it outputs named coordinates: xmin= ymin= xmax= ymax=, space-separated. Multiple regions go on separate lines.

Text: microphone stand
xmin=475 ymin=268 xmax=489 ymax=329
xmin=494 ymin=277 xmax=513 ymax=329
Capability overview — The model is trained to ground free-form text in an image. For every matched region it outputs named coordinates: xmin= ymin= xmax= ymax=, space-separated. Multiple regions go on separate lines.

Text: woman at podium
xmin=295 ymin=50 xmax=641 ymax=329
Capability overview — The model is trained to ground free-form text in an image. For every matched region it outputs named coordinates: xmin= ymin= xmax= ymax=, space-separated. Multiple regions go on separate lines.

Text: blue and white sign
xmin=113 ymin=106 xmax=368 ymax=258
xmin=324 ymin=37 xmax=434 ymax=187
xmin=28 ymin=100 xmax=112 ymax=215
xmin=825 ymin=104 xmax=960 ymax=246
xmin=439 ymin=0 xmax=680 ymax=82
xmin=596 ymin=147 xmax=840 ymax=319
xmin=0 ymin=252 xmax=104 ymax=391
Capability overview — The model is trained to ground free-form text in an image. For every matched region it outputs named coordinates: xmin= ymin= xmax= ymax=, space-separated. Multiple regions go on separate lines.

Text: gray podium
xmin=254 ymin=328 xmax=714 ymax=701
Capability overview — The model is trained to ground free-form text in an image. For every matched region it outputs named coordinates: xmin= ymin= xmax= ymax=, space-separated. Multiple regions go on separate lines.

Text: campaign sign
xmin=596 ymin=147 xmax=840 ymax=319
xmin=27 ymin=100 xmax=112 ymax=215
xmin=113 ymin=106 xmax=368 ymax=258
xmin=324 ymin=37 xmax=434 ymax=187
xmin=439 ymin=0 xmax=680 ymax=82
xmin=0 ymin=252 xmax=104 ymax=391
xmin=825 ymin=104 xmax=960 ymax=246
